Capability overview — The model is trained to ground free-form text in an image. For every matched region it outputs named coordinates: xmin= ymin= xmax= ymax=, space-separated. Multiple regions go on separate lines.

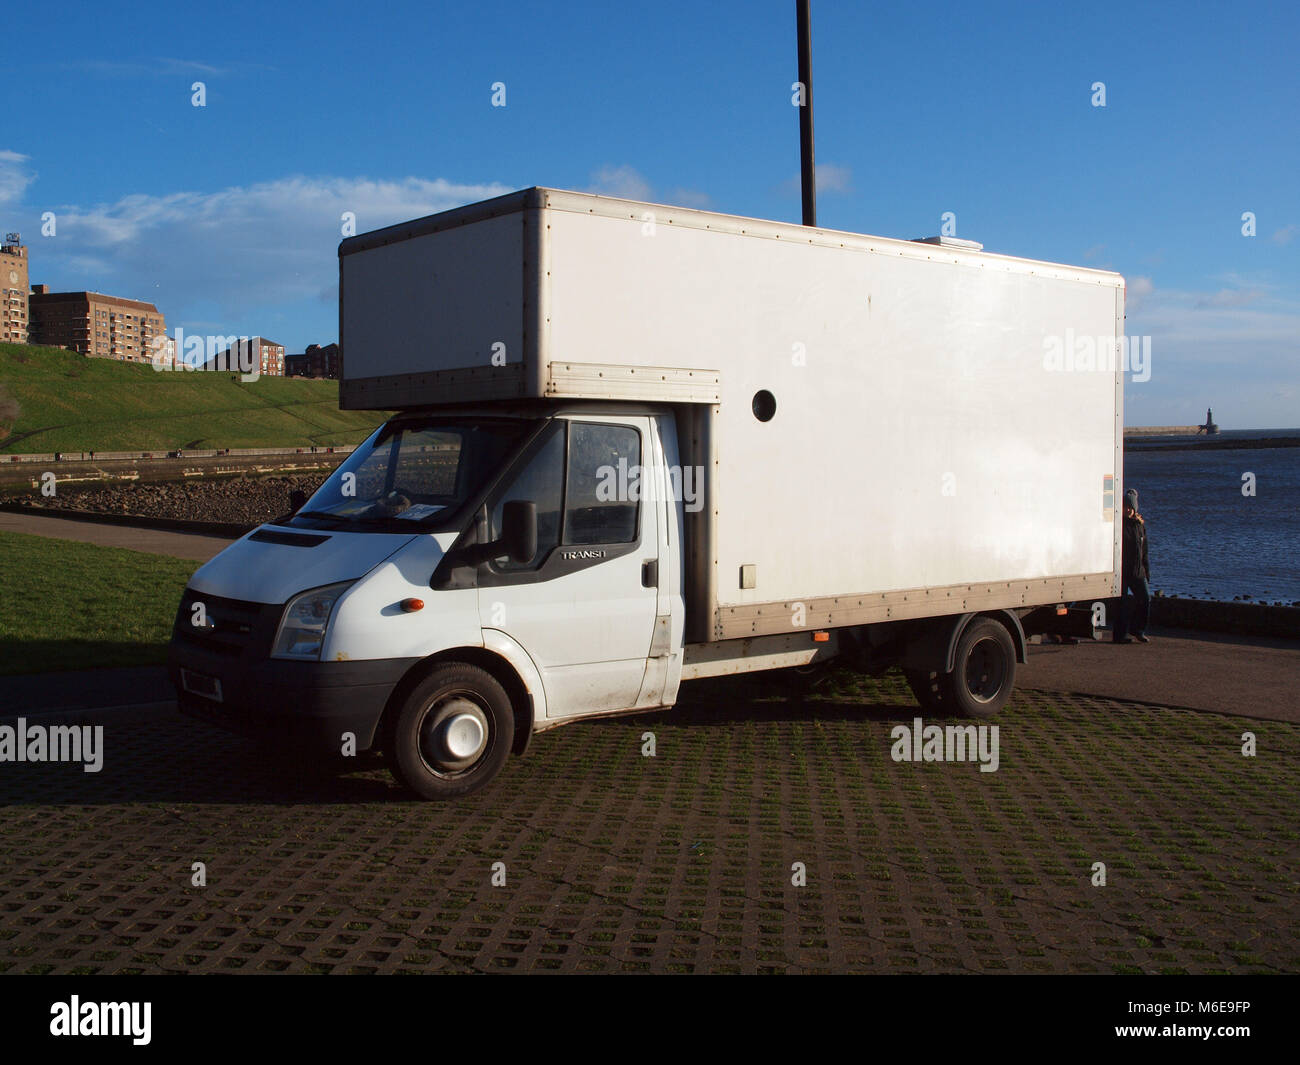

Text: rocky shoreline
xmin=13 ymin=474 xmax=326 ymax=527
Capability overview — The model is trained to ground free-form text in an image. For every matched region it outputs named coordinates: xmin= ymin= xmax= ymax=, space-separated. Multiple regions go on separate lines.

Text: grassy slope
xmin=0 ymin=530 xmax=197 ymax=674
xmin=0 ymin=342 xmax=383 ymax=452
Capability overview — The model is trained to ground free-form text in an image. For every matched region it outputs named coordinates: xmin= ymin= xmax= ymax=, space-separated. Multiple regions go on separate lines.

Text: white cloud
xmin=30 ymin=175 xmax=513 ymax=341
xmin=25 ymin=167 xmax=717 ymax=350
xmin=1123 ymin=279 xmax=1300 ymax=426
xmin=1271 ymin=224 xmax=1297 ymax=246
xmin=586 ymin=165 xmax=654 ymax=202
xmin=1193 ymin=287 xmax=1266 ymax=310
xmin=585 ymin=166 xmax=710 ymax=210
xmin=1127 ymin=275 xmax=1154 ymax=311
xmin=779 ymin=162 xmax=852 ymax=198
xmin=55 ymin=57 xmax=257 ymax=77
xmin=667 ymin=187 xmax=714 ymax=210
xmin=0 ymin=151 xmax=35 ymax=208
xmin=814 ymin=163 xmax=852 ymax=194
xmin=1129 ymin=280 xmax=1296 ymax=350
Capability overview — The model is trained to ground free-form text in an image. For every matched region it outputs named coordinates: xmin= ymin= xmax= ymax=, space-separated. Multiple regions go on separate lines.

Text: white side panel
xmin=544 ymin=208 xmax=1121 ymax=604
xmin=342 ymin=213 xmax=524 ymax=380
xmin=630 ymin=414 xmax=685 ymax=708
xmin=481 ymin=628 xmax=549 ymax=723
xmin=324 ymin=535 xmax=481 ymax=662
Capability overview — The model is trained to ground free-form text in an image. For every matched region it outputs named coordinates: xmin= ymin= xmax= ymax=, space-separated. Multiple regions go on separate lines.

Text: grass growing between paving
xmin=0 ymin=530 xmax=195 ymax=674
xmin=1 ymin=664 xmax=1294 ymax=974
xmin=0 ymin=342 xmax=380 ymax=453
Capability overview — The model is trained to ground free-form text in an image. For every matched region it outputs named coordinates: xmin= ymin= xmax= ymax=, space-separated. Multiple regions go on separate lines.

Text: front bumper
xmin=168 ymin=641 xmax=418 ymax=750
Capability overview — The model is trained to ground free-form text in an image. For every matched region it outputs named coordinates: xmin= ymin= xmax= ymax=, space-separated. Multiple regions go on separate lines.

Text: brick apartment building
xmin=256 ymin=337 xmax=285 ymax=376
xmin=285 ymin=342 xmax=339 ymax=379
xmin=215 ymin=336 xmax=285 ymax=376
xmin=0 ymin=234 xmax=28 ymax=343
xmin=28 ymin=286 xmax=166 ymax=363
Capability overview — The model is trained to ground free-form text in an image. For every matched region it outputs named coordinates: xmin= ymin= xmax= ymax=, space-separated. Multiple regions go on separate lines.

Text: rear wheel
xmin=903 ymin=668 xmax=949 ymax=710
xmin=949 ymin=618 xmax=1016 ymax=719
xmin=387 ymin=664 xmax=514 ymax=799
xmin=903 ymin=618 xmax=1017 ymax=719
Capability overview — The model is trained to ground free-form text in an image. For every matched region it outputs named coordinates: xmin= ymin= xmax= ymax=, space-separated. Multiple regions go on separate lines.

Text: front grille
xmin=172 ymin=589 xmax=281 ymax=659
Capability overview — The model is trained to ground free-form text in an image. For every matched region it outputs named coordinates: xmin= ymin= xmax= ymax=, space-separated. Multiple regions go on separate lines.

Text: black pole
xmin=796 ymin=0 xmax=816 ymax=226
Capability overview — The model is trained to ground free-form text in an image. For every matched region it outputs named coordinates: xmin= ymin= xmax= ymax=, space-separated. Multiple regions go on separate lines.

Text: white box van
xmin=168 ymin=188 xmax=1124 ymax=798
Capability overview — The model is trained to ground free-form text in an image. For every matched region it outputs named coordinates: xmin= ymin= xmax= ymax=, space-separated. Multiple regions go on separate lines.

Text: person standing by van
xmin=1114 ymin=488 xmax=1151 ymax=643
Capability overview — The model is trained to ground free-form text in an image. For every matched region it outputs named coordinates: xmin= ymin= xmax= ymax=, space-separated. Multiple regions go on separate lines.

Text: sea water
xmin=1122 ymin=431 xmax=1300 ymax=603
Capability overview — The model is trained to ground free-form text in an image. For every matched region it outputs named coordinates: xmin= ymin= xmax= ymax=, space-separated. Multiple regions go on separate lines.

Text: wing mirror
xmin=500 ymin=500 xmax=537 ymax=564
xmin=432 ymin=500 xmax=540 ymax=589
xmin=451 ymin=500 xmax=538 ymax=567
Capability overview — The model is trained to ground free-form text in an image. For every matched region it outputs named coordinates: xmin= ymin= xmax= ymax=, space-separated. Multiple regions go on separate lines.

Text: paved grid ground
xmin=1 ymin=669 xmax=1296 ymax=975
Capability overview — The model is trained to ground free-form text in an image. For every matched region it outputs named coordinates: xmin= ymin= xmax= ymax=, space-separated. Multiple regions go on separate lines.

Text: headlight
xmin=272 ymin=581 xmax=353 ymax=660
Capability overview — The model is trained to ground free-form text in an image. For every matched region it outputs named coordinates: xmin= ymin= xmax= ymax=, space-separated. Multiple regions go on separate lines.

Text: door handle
xmin=641 ymin=559 xmax=658 ymax=588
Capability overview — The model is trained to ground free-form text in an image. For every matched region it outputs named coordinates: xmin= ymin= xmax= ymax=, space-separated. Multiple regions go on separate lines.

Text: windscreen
xmin=293 ymin=417 xmax=536 ymax=532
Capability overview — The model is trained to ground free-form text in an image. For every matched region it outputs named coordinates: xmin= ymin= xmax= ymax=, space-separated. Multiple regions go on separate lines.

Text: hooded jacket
xmin=1122 ymin=511 xmax=1150 ymax=582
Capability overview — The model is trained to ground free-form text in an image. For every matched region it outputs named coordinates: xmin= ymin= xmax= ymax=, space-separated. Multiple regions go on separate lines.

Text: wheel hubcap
xmin=443 ymin=711 xmax=486 ymax=760
xmin=419 ymin=696 xmax=490 ymax=773
xmin=965 ymin=638 xmax=1006 ymax=702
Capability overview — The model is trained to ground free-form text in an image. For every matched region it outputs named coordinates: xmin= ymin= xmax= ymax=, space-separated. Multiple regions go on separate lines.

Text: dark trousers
xmin=1114 ymin=574 xmax=1150 ymax=640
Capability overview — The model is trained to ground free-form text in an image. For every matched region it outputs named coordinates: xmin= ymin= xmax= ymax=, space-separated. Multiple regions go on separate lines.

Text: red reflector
xmin=813 ymin=631 xmax=829 ymax=642
xmin=401 ymin=598 xmax=425 ymax=612
xmin=1056 ymin=605 xmax=1068 ymax=615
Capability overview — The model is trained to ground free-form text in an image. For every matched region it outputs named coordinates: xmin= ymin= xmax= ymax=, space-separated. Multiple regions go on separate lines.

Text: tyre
xmin=387 ymin=664 xmax=515 ymax=799
xmin=903 ymin=668 xmax=950 ymax=710
xmin=948 ymin=618 xmax=1016 ymax=719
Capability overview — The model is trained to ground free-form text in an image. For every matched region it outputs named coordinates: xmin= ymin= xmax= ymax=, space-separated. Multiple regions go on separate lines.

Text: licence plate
xmin=181 ymin=669 xmax=223 ymax=703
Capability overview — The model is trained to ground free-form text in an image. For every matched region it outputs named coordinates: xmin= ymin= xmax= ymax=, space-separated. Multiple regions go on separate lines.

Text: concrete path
xmin=0 ymin=510 xmax=234 ymax=562
xmin=1020 ymin=626 xmax=1299 ymax=723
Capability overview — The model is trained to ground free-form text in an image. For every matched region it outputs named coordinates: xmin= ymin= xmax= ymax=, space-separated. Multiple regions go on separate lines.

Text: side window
xmin=490 ymin=428 xmax=564 ymax=570
xmin=565 ymin=423 xmax=640 ymax=545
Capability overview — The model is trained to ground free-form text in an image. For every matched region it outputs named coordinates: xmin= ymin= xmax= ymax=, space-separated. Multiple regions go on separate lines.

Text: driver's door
xmin=478 ymin=416 xmax=659 ymax=718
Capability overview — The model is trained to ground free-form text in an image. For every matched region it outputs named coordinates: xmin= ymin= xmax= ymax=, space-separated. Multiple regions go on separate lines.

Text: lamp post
xmin=796 ymin=0 xmax=816 ymax=227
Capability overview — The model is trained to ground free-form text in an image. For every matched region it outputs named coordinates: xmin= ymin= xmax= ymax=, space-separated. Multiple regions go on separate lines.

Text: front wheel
xmin=387 ymin=664 xmax=514 ymax=799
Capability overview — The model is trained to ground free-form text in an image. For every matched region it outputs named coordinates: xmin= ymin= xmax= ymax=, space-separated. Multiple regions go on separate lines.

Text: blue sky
xmin=4 ymin=0 xmax=1297 ymax=426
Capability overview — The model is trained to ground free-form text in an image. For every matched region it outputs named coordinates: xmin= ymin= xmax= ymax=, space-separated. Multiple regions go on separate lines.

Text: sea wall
xmin=1151 ymin=595 xmax=1300 ymax=640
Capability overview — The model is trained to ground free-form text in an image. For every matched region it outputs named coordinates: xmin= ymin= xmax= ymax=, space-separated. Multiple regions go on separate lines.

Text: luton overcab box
xmin=169 ymin=187 xmax=1125 ymax=799
xmin=340 ymin=187 xmax=1122 ymax=638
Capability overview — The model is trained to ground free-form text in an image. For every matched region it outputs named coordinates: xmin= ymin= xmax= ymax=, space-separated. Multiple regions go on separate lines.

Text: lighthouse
xmin=1199 ymin=408 xmax=1219 ymax=435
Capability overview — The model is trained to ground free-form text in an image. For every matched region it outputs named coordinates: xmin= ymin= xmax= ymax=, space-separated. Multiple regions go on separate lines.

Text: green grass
xmin=0 ymin=530 xmax=196 ymax=674
xmin=0 ymin=342 xmax=382 ymax=453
